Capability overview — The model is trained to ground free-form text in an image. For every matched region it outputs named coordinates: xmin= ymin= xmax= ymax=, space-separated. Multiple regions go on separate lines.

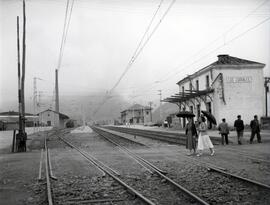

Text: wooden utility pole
xmin=21 ymin=0 xmax=26 ymax=131
xmin=55 ymin=69 xmax=59 ymax=113
xmin=15 ymin=0 xmax=27 ymax=152
xmin=17 ymin=16 xmax=22 ymax=133
xmin=158 ymin=90 xmax=162 ymax=122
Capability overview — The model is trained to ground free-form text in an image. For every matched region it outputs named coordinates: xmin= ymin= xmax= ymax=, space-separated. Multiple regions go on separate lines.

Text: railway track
xmin=41 ymin=127 xmax=270 ymax=204
xmin=217 ymin=146 xmax=270 ymax=164
xmin=44 ymin=133 xmax=55 ymax=205
xmin=105 ymin=126 xmax=221 ymax=145
xmin=58 ymin=132 xmax=208 ymax=205
xmin=105 ymin=126 xmax=270 ymax=165
xmin=92 ymin=126 xmax=270 ymax=204
xmin=43 ymin=130 xmax=135 ymax=205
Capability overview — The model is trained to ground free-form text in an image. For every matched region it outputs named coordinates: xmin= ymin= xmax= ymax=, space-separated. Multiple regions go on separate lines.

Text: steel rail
xmin=208 ymin=166 xmax=270 ymax=190
xmin=59 ymin=137 xmax=106 ymax=176
xmin=93 ymin=127 xmax=209 ymax=205
xmin=95 ymin=130 xmax=154 ymax=174
xmin=47 ymin=148 xmax=57 ymax=180
xmin=96 ymin=127 xmax=270 ymax=200
xmin=44 ymin=134 xmax=53 ymax=205
xmin=58 ymin=136 xmax=156 ymax=205
xmin=59 ymin=136 xmax=118 ymax=176
xmin=176 ymin=151 xmax=228 ymax=171
xmin=106 ymin=126 xmax=186 ymax=144
xmin=94 ymin=127 xmax=167 ymax=174
xmin=106 ymin=126 xmax=221 ymax=145
xmin=99 ymin=127 xmax=148 ymax=147
xmin=218 ymin=147 xmax=270 ymax=164
xmin=101 ymin=127 xmax=227 ymax=172
xmin=38 ymin=148 xmax=44 ymax=181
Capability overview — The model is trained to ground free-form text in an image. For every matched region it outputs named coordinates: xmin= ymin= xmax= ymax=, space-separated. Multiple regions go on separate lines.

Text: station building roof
xmin=163 ymin=89 xmax=214 ymax=105
xmin=0 ymin=111 xmax=37 ymax=123
xmin=177 ymin=54 xmax=265 ymax=85
xmin=0 ymin=111 xmax=35 ymax=116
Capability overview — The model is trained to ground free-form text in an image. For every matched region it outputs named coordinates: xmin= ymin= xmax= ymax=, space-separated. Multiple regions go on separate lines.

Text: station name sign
xmin=225 ymin=76 xmax=252 ymax=83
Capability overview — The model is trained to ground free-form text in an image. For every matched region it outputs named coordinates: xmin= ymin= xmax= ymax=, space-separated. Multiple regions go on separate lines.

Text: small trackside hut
xmin=38 ymin=109 xmax=69 ymax=128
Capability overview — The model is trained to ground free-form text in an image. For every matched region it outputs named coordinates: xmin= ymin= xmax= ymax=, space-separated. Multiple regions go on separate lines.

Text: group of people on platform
xmin=185 ymin=114 xmax=262 ymax=156
xmin=233 ymin=115 xmax=261 ymax=145
xmin=185 ymin=115 xmax=214 ymax=156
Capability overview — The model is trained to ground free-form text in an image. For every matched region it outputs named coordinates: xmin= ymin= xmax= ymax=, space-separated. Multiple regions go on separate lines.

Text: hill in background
xmin=152 ymin=102 xmax=179 ymax=123
xmin=0 ymin=93 xmax=179 ymax=125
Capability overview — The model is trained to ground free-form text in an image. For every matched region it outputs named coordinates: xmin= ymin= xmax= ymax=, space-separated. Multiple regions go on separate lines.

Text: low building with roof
xmin=0 ymin=111 xmax=38 ymax=130
xmin=163 ymin=54 xmax=266 ymax=127
xmin=38 ymin=109 xmax=69 ymax=128
xmin=121 ymin=104 xmax=152 ymax=124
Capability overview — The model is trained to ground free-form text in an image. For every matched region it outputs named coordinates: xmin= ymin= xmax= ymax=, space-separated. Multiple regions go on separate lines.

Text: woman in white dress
xmin=197 ymin=116 xmax=215 ymax=156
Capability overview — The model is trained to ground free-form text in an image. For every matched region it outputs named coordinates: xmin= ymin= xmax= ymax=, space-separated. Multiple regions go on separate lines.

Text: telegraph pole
xmin=33 ymin=77 xmax=43 ymax=131
xmin=158 ymin=90 xmax=162 ymax=122
xmin=55 ymin=69 xmax=59 ymax=112
xmin=33 ymin=78 xmax=37 ymax=131
xmin=16 ymin=0 xmax=27 ymax=152
xmin=21 ymin=0 xmax=26 ymax=132
xmin=17 ymin=16 xmax=22 ymax=134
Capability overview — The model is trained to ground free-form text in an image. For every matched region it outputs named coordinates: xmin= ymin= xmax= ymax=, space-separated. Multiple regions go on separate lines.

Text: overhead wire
xmin=119 ymin=11 xmax=270 ymax=101
xmin=109 ymin=0 xmax=167 ymax=92
xmin=99 ymin=0 xmax=269 ymax=100
xmin=59 ymin=0 xmax=75 ymax=70
xmin=57 ymin=0 xmax=75 ymax=71
xmin=93 ymin=0 xmax=269 ymax=112
xmin=157 ymin=0 xmax=270 ymax=83
xmin=161 ymin=14 xmax=270 ymax=83
xmin=92 ymin=0 xmax=176 ymax=116
xmin=57 ymin=0 xmax=70 ymax=70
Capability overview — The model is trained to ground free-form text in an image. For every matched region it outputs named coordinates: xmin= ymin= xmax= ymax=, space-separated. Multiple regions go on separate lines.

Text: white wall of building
xmin=213 ymin=66 xmax=264 ymax=126
xmin=39 ymin=110 xmax=59 ymax=127
xmin=121 ymin=108 xmax=151 ymax=124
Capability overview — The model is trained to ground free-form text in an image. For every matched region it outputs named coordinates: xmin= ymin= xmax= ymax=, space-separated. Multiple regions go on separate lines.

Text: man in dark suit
xmin=250 ymin=115 xmax=261 ymax=143
xmin=234 ymin=115 xmax=244 ymax=145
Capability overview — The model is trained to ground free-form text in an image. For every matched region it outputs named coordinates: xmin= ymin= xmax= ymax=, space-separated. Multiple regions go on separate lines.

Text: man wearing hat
xmin=250 ymin=115 xmax=261 ymax=144
xmin=234 ymin=115 xmax=244 ymax=145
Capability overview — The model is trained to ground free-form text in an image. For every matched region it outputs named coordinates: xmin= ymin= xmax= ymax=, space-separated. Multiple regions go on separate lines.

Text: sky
xmin=0 ymin=0 xmax=270 ymax=111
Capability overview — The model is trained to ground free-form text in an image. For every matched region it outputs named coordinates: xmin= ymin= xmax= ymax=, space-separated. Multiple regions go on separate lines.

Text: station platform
xmin=111 ymin=124 xmax=270 ymax=144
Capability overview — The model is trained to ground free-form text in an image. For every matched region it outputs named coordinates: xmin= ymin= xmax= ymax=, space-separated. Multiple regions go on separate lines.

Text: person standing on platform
xmin=185 ymin=116 xmax=197 ymax=156
xmin=218 ymin=118 xmax=229 ymax=145
xmin=234 ymin=115 xmax=244 ymax=145
xmin=250 ymin=115 xmax=261 ymax=143
xmin=197 ymin=116 xmax=214 ymax=156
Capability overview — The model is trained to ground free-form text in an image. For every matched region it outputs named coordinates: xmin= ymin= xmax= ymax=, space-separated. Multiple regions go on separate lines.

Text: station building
xmin=163 ymin=54 xmax=266 ymax=127
xmin=0 ymin=111 xmax=37 ymax=130
xmin=38 ymin=109 xmax=69 ymax=128
xmin=121 ymin=104 xmax=152 ymax=125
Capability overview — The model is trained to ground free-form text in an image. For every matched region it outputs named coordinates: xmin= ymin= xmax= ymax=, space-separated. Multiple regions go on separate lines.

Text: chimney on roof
xmin=218 ymin=54 xmax=229 ymax=63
